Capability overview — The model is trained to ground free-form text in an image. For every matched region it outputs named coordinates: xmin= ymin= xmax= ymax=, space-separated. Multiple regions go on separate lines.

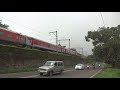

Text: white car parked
xmin=75 ymin=64 xmax=85 ymax=70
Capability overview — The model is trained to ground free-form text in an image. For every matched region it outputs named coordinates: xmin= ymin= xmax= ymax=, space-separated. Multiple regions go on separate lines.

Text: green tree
xmin=85 ymin=55 xmax=96 ymax=63
xmin=85 ymin=25 xmax=120 ymax=68
xmin=0 ymin=22 xmax=9 ymax=29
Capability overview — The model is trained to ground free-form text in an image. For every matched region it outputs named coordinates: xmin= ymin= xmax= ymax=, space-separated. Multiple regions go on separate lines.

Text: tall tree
xmin=85 ymin=25 xmax=120 ymax=67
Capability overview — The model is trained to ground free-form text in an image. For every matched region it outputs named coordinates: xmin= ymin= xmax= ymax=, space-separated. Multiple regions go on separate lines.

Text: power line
xmin=100 ymin=12 xmax=105 ymax=27
xmin=49 ymin=31 xmax=58 ymax=52
xmin=0 ymin=17 xmax=50 ymax=40
xmin=25 ymin=25 xmax=49 ymax=36
xmin=58 ymin=39 xmax=71 ymax=54
xmin=0 ymin=18 xmax=32 ymax=35
xmin=1 ymin=17 xmax=54 ymax=42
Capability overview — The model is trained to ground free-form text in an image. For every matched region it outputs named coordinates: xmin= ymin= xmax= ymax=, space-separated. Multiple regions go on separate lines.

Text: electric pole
xmin=83 ymin=51 xmax=87 ymax=56
xmin=49 ymin=31 xmax=58 ymax=52
xmin=82 ymin=48 xmax=83 ymax=55
xmin=69 ymin=39 xmax=70 ymax=51
xmin=58 ymin=39 xmax=70 ymax=54
xmin=79 ymin=47 xmax=83 ymax=55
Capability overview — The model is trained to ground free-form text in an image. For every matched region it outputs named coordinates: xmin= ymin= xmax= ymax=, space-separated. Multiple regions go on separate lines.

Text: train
xmin=0 ymin=27 xmax=80 ymax=56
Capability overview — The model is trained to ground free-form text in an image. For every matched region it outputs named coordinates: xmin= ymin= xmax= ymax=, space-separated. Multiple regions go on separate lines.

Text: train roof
xmin=0 ymin=27 xmax=24 ymax=35
xmin=0 ymin=27 xmax=76 ymax=51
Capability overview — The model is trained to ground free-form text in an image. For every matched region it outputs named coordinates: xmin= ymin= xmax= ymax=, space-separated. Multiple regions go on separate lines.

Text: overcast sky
xmin=0 ymin=12 xmax=120 ymax=55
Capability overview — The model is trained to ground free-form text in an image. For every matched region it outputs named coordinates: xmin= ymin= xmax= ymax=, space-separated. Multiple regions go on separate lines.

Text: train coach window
xmin=20 ymin=37 xmax=23 ymax=40
xmin=8 ymin=34 xmax=12 ymax=38
xmin=47 ymin=44 xmax=49 ymax=47
xmin=21 ymin=37 xmax=25 ymax=41
xmin=16 ymin=35 xmax=19 ymax=39
xmin=0 ymin=32 xmax=4 ymax=35
xmin=38 ymin=42 xmax=41 ymax=45
xmin=41 ymin=42 xmax=44 ymax=46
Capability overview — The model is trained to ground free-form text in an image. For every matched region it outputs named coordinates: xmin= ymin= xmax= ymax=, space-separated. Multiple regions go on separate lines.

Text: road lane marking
xmin=20 ymin=69 xmax=75 ymax=78
xmin=89 ymin=69 xmax=103 ymax=78
xmin=20 ymin=75 xmax=39 ymax=78
xmin=63 ymin=69 xmax=75 ymax=72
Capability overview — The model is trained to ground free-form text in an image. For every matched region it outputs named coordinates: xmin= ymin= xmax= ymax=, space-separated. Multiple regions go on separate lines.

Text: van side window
xmin=58 ymin=63 xmax=61 ymax=66
xmin=54 ymin=62 xmax=57 ymax=66
xmin=58 ymin=63 xmax=63 ymax=66
xmin=61 ymin=63 xmax=63 ymax=66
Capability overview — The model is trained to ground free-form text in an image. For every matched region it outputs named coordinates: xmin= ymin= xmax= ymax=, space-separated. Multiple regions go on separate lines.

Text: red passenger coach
xmin=0 ymin=27 xmax=80 ymax=56
xmin=0 ymin=27 xmax=26 ymax=46
xmin=61 ymin=47 xmax=65 ymax=53
xmin=18 ymin=34 xmax=26 ymax=44
xmin=65 ymin=49 xmax=69 ymax=54
xmin=57 ymin=46 xmax=62 ymax=52
xmin=25 ymin=36 xmax=33 ymax=47
xmin=49 ymin=44 xmax=57 ymax=51
xmin=32 ymin=38 xmax=52 ymax=51
xmin=0 ymin=27 xmax=6 ymax=41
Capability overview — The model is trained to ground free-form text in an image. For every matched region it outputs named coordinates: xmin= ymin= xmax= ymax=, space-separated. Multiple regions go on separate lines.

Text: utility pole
xmin=58 ymin=39 xmax=70 ymax=54
xmin=83 ymin=51 xmax=87 ymax=56
xmin=56 ymin=31 xmax=58 ymax=47
xmin=81 ymin=48 xmax=83 ymax=55
xmin=69 ymin=39 xmax=70 ymax=51
xmin=49 ymin=31 xmax=58 ymax=52
xmin=79 ymin=48 xmax=83 ymax=55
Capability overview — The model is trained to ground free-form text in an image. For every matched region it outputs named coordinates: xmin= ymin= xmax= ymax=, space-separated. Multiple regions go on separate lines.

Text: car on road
xmin=38 ymin=61 xmax=64 ymax=76
xmin=75 ymin=64 xmax=85 ymax=70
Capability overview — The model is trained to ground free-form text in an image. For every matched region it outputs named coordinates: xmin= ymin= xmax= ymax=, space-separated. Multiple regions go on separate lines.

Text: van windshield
xmin=44 ymin=62 xmax=54 ymax=66
xmin=77 ymin=64 xmax=82 ymax=66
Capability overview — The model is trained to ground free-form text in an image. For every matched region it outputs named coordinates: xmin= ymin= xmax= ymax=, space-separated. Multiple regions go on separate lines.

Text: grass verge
xmin=95 ymin=64 xmax=120 ymax=78
xmin=0 ymin=65 xmax=74 ymax=74
xmin=0 ymin=67 xmax=37 ymax=74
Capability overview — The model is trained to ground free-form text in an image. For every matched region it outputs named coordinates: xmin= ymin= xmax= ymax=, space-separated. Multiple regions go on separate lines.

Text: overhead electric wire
xmin=0 ymin=17 xmax=50 ymax=40
xmin=100 ymin=12 xmax=105 ymax=27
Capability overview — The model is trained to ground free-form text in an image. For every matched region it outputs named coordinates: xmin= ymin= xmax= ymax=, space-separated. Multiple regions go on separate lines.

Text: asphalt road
xmin=0 ymin=68 xmax=102 ymax=78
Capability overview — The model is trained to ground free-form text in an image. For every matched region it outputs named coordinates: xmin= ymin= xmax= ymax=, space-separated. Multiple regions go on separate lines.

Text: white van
xmin=38 ymin=61 xmax=64 ymax=76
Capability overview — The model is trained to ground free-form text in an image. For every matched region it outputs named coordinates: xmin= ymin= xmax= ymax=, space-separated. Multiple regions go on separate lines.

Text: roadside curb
xmin=89 ymin=69 xmax=103 ymax=78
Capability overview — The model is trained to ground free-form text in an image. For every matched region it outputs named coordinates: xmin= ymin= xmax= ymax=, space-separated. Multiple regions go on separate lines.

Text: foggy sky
xmin=0 ymin=12 xmax=120 ymax=55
